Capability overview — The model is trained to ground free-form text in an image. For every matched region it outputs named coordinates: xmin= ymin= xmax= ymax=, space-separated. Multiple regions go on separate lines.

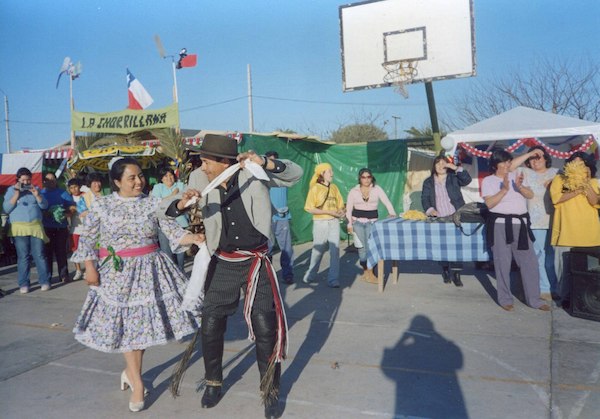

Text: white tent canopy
xmin=442 ymin=106 xmax=600 ymax=153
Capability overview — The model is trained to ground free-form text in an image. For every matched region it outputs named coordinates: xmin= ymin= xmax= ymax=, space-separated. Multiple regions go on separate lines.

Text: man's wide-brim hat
xmin=200 ymin=134 xmax=239 ymax=160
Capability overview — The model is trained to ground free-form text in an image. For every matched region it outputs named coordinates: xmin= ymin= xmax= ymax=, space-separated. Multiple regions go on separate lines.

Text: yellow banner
xmin=72 ymin=103 xmax=179 ymax=134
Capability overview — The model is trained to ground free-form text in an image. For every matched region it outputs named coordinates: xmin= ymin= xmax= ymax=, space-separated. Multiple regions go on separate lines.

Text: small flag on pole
xmin=127 ymin=69 xmax=153 ymax=110
xmin=56 ymin=57 xmax=82 ymax=88
xmin=176 ymin=48 xmax=197 ymax=69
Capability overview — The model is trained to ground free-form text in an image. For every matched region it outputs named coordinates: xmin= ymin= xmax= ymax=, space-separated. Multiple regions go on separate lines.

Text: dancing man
xmin=165 ymin=135 xmax=303 ymax=418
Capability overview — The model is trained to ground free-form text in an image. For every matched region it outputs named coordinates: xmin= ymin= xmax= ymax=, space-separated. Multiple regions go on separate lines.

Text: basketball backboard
xmin=340 ymin=0 xmax=476 ymax=92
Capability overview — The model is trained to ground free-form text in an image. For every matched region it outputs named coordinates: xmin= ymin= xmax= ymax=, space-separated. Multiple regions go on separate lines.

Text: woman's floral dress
xmin=72 ymin=192 xmax=199 ymax=353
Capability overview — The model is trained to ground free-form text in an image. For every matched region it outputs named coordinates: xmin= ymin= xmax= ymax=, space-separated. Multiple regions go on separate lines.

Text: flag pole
xmin=69 ymin=72 xmax=75 ymax=149
xmin=171 ymin=59 xmax=180 ymax=134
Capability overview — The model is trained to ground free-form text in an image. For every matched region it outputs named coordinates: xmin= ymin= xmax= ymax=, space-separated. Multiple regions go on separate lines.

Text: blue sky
xmin=0 ymin=0 xmax=598 ymax=152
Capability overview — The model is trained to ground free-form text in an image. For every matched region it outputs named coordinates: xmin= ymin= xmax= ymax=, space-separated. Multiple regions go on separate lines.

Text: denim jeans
xmin=158 ymin=230 xmax=185 ymax=272
xmin=352 ymin=221 xmax=374 ymax=264
xmin=303 ymin=219 xmax=340 ymax=284
xmin=14 ymin=235 xmax=50 ymax=288
xmin=554 ymin=245 xmax=571 ymax=301
xmin=269 ymin=219 xmax=294 ymax=280
xmin=532 ymin=229 xmax=557 ymax=294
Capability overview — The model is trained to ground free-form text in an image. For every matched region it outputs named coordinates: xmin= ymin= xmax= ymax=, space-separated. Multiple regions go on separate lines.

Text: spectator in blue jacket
xmin=41 ymin=172 xmax=76 ymax=283
xmin=2 ymin=167 xmax=51 ymax=293
xmin=266 ymin=151 xmax=295 ymax=284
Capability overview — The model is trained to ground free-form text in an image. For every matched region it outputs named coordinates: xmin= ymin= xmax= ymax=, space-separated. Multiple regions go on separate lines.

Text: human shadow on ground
xmin=472 ymin=262 xmax=529 ymax=307
xmin=145 ymin=244 xmax=360 ymax=416
xmin=140 ymin=260 xmax=258 ymax=409
xmin=272 ymin=245 xmax=363 ymax=415
xmin=382 ymin=315 xmax=468 ymax=418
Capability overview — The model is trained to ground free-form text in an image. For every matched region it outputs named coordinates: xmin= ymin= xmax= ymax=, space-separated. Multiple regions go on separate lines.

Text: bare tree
xmin=452 ymin=57 xmax=600 ymax=128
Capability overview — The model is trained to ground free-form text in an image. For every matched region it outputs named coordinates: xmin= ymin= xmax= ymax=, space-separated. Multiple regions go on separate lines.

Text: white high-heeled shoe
xmin=128 ymin=400 xmax=145 ymax=413
xmin=120 ymin=370 xmax=147 ymax=412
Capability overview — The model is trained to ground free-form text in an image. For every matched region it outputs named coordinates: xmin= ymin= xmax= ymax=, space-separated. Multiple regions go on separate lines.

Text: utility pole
xmin=247 ymin=64 xmax=254 ymax=132
xmin=391 ymin=115 xmax=401 ymax=139
xmin=0 ymin=88 xmax=10 ymax=153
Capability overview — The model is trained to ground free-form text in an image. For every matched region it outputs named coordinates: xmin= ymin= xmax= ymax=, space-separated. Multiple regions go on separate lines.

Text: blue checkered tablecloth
xmin=366 ymin=218 xmax=491 ymax=268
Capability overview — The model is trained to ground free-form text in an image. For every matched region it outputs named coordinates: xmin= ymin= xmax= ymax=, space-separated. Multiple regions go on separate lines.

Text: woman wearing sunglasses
xmin=346 ymin=168 xmax=396 ymax=283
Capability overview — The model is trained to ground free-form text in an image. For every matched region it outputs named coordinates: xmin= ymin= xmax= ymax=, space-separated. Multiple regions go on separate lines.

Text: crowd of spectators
xmin=3 ymin=145 xmax=599 ymax=314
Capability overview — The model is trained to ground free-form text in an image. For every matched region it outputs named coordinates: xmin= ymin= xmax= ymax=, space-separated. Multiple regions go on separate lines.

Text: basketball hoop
xmin=382 ymin=60 xmax=419 ymax=99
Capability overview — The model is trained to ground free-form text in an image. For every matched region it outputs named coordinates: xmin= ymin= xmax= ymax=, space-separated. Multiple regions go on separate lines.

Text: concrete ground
xmin=1 ymin=241 xmax=600 ymax=419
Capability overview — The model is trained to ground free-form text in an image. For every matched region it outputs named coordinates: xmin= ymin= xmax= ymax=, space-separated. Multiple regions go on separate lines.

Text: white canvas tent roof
xmin=442 ymin=106 xmax=600 ymax=153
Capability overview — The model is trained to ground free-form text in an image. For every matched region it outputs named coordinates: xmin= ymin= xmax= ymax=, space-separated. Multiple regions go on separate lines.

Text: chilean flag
xmin=0 ymin=152 xmax=44 ymax=188
xmin=177 ymin=54 xmax=197 ymax=69
xmin=127 ymin=69 xmax=153 ymax=110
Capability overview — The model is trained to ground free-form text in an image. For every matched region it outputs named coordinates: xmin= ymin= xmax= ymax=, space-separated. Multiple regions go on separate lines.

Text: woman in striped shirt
xmin=421 ymin=155 xmax=472 ymax=286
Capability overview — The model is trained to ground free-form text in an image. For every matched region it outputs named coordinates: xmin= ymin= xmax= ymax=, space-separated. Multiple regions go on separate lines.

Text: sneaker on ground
xmin=302 ymin=277 xmax=313 ymax=284
xmin=73 ymin=271 xmax=84 ymax=281
xmin=20 ymin=287 xmax=30 ymax=294
xmin=40 ymin=284 xmax=51 ymax=291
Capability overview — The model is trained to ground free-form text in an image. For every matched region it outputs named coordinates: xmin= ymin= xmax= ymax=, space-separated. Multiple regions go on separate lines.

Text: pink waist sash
xmin=98 ymin=243 xmax=159 ymax=258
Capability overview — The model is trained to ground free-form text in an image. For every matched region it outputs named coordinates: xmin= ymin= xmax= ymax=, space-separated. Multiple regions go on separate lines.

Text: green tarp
xmin=240 ymin=134 xmax=408 ymax=244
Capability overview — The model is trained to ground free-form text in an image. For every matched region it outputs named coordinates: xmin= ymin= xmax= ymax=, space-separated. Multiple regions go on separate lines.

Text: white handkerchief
xmin=200 ymin=163 xmax=241 ymax=197
xmin=181 ymin=242 xmax=211 ymax=315
xmin=244 ymin=160 xmax=270 ymax=181
xmin=183 ymin=196 xmax=199 ymax=209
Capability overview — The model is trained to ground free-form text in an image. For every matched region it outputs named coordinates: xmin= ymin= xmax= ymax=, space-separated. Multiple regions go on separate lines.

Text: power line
xmin=252 ymin=94 xmax=422 ymax=107
xmin=9 ymin=94 xmax=421 ymax=126
xmin=11 ymin=119 xmax=69 ymax=126
xmin=180 ymin=96 xmax=247 ymax=112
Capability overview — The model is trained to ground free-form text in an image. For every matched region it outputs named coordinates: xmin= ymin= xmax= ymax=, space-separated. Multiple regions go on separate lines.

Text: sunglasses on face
xmin=361 ymin=175 xmax=372 ymax=179
xmin=528 ymin=155 xmax=541 ymax=161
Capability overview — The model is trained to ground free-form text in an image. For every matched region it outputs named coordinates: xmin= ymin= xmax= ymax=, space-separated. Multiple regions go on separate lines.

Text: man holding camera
xmin=2 ymin=167 xmax=51 ymax=293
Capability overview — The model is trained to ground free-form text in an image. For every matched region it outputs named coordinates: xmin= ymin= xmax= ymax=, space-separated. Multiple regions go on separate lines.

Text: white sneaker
xmin=40 ymin=284 xmax=51 ymax=291
xmin=73 ymin=270 xmax=83 ymax=281
xmin=20 ymin=286 xmax=29 ymax=294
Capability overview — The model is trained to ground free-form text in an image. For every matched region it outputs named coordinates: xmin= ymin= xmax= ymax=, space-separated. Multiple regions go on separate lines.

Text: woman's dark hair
xmin=357 ymin=167 xmax=376 ymax=185
xmin=490 ymin=148 xmax=513 ymax=174
xmin=67 ymin=178 xmax=81 ymax=187
xmin=566 ymin=151 xmax=597 ymax=177
xmin=86 ymin=172 xmax=104 ymax=187
xmin=16 ymin=167 xmax=32 ymax=181
xmin=430 ymin=155 xmax=451 ymax=177
xmin=158 ymin=166 xmax=177 ymax=181
xmin=525 ymin=145 xmax=552 ymax=169
xmin=109 ymin=157 xmax=142 ymax=191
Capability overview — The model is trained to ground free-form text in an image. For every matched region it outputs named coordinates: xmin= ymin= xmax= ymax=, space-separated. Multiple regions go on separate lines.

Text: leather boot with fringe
xmin=252 ymin=312 xmax=281 ymax=418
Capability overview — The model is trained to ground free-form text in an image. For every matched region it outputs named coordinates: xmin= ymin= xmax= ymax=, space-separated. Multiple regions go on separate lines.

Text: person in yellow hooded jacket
xmin=550 ymin=152 xmax=600 ymax=307
xmin=302 ymin=163 xmax=345 ymax=288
